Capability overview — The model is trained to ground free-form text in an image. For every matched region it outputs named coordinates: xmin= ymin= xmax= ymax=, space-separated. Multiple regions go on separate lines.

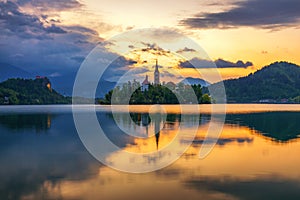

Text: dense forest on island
xmin=100 ymin=83 xmax=211 ymax=104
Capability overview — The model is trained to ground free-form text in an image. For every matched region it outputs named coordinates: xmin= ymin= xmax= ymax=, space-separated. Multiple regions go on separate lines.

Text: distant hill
xmin=209 ymin=62 xmax=300 ymax=103
xmin=0 ymin=78 xmax=71 ymax=105
xmin=180 ymin=77 xmax=210 ymax=87
xmin=0 ymin=63 xmax=32 ymax=82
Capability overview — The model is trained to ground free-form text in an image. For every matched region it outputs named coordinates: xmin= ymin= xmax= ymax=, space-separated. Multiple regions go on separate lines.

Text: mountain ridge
xmin=209 ymin=61 xmax=300 ymax=103
xmin=180 ymin=77 xmax=210 ymax=87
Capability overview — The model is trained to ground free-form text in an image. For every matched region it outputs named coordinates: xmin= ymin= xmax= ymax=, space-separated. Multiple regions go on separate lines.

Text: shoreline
xmin=0 ymin=104 xmax=300 ymax=114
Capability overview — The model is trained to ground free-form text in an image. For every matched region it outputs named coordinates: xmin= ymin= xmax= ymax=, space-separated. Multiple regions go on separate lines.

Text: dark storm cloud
xmin=0 ymin=1 xmax=46 ymax=38
xmin=179 ymin=57 xmax=253 ymax=69
xmin=0 ymin=0 xmax=106 ymax=95
xmin=111 ymin=56 xmax=137 ymax=67
xmin=102 ymin=56 xmax=138 ymax=80
xmin=44 ymin=24 xmax=67 ymax=34
xmin=180 ymin=0 xmax=300 ymax=30
xmin=0 ymin=1 xmax=73 ymax=39
xmin=66 ymin=25 xmax=99 ymax=36
xmin=0 ymin=1 xmax=127 ymax=95
xmin=0 ymin=0 xmax=99 ymax=68
xmin=16 ymin=0 xmax=82 ymax=11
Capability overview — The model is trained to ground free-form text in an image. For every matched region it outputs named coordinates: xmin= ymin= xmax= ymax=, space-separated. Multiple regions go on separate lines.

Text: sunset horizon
xmin=1 ymin=1 xmax=300 ymax=200
xmin=1 ymin=0 xmax=300 ymax=90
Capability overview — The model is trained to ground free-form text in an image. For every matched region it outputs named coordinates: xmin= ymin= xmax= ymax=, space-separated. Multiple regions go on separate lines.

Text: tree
xmin=201 ymin=94 xmax=211 ymax=104
xmin=0 ymin=78 xmax=71 ymax=105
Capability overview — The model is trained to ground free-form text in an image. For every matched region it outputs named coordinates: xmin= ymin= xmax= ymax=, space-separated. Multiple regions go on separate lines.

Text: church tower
xmin=154 ymin=59 xmax=160 ymax=85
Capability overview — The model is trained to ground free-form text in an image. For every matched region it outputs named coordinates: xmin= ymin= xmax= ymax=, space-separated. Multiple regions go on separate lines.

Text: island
xmin=99 ymin=81 xmax=211 ymax=105
xmin=99 ymin=60 xmax=211 ymax=105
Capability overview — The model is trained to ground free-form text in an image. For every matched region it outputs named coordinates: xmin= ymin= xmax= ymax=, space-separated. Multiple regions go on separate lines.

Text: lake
xmin=0 ymin=104 xmax=300 ymax=200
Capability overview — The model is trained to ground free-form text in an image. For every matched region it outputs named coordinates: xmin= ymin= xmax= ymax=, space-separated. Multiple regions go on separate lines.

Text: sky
xmin=0 ymin=0 xmax=300 ymax=91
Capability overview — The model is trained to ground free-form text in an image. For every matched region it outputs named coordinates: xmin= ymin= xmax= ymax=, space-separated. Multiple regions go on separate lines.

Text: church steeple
xmin=154 ymin=59 xmax=160 ymax=85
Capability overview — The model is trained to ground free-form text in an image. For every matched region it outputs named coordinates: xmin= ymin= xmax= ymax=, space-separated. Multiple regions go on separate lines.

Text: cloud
xmin=215 ymin=59 xmax=253 ymax=68
xmin=48 ymin=72 xmax=61 ymax=77
xmin=0 ymin=0 xmax=109 ymax=95
xmin=176 ymin=47 xmax=196 ymax=54
xmin=0 ymin=1 xmax=48 ymax=39
xmin=16 ymin=0 xmax=82 ymax=12
xmin=141 ymin=42 xmax=164 ymax=51
xmin=140 ymin=42 xmax=171 ymax=56
xmin=65 ymin=25 xmax=99 ymax=36
xmin=179 ymin=57 xmax=253 ymax=68
xmin=128 ymin=45 xmax=135 ymax=49
xmin=102 ymin=56 xmax=138 ymax=81
xmin=0 ymin=1 xmax=100 ymax=69
xmin=44 ymin=24 xmax=67 ymax=34
xmin=137 ymin=28 xmax=184 ymax=42
xmin=180 ymin=0 xmax=300 ymax=30
xmin=112 ymin=56 xmax=137 ymax=66
xmin=179 ymin=58 xmax=215 ymax=68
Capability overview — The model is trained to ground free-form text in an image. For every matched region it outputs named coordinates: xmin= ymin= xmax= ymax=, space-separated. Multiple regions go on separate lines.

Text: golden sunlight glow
xmin=21 ymin=0 xmax=300 ymax=80
xmin=34 ymin=116 xmax=300 ymax=199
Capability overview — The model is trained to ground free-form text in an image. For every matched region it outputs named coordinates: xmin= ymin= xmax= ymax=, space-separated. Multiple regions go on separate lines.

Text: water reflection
xmin=108 ymin=112 xmax=201 ymax=152
xmin=225 ymin=112 xmax=300 ymax=142
xmin=0 ymin=107 xmax=300 ymax=200
xmin=0 ymin=114 xmax=53 ymax=132
xmin=186 ymin=175 xmax=300 ymax=200
xmin=0 ymin=113 xmax=100 ymax=200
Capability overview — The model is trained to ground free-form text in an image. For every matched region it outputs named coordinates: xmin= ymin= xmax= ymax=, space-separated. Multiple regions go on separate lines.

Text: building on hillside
xmin=36 ymin=76 xmax=52 ymax=92
xmin=141 ymin=75 xmax=150 ymax=92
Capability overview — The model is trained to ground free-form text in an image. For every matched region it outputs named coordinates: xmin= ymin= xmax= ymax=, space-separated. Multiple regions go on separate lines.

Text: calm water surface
xmin=0 ymin=104 xmax=300 ymax=200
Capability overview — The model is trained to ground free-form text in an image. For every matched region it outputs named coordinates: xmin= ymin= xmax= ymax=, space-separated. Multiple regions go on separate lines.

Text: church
xmin=141 ymin=60 xmax=160 ymax=92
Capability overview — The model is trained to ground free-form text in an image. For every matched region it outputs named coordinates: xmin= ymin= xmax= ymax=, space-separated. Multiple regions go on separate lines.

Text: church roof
xmin=142 ymin=75 xmax=150 ymax=85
